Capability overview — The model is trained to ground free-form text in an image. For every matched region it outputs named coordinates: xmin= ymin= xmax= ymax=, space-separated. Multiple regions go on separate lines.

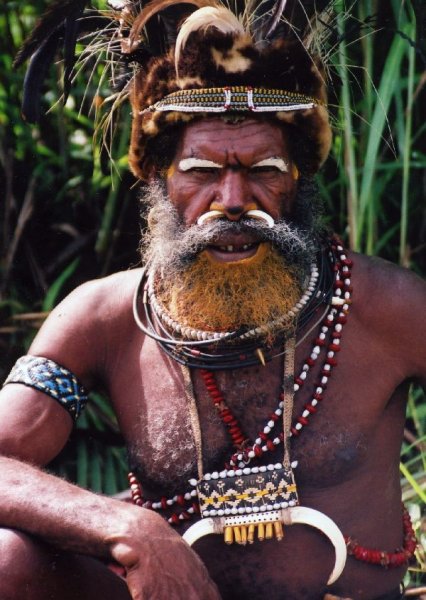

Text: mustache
xmin=179 ymin=217 xmax=309 ymax=257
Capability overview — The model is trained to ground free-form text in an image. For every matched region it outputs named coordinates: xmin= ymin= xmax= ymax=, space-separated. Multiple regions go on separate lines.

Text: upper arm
xmin=0 ymin=278 xmax=110 ymax=465
xmin=0 ymin=384 xmax=74 ymax=465
xmin=404 ymin=272 xmax=426 ymax=387
xmin=388 ymin=266 xmax=426 ymax=387
xmin=27 ymin=279 xmax=109 ymax=390
xmin=358 ymin=255 xmax=426 ymax=388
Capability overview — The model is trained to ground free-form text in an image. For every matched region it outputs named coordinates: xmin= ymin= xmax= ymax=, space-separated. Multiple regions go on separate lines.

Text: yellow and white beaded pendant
xmin=191 ymin=462 xmax=298 ymax=546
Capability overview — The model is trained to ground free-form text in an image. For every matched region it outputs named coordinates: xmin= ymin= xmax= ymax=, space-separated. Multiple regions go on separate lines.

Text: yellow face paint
xmin=167 ymin=164 xmax=176 ymax=178
xmin=203 ymin=242 xmax=269 ymax=266
xmin=292 ymin=164 xmax=299 ymax=181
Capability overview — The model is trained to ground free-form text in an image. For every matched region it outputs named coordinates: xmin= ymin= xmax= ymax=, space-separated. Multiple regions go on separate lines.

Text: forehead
xmin=174 ymin=117 xmax=291 ymax=162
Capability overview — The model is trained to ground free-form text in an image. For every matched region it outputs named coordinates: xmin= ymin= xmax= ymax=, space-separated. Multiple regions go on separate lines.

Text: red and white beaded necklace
xmin=129 ymin=238 xmax=417 ymax=568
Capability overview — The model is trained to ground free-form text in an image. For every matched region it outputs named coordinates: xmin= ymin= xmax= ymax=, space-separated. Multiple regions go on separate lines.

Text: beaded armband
xmin=3 ymin=355 xmax=88 ymax=421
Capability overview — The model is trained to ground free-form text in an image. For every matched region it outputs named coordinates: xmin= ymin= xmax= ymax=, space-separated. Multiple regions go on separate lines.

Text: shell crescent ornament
xmin=245 ymin=209 xmax=275 ymax=228
xmin=196 ymin=209 xmax=275 ymax=227
xmin=196 ymin=210 xmax=225 ymax=226
xmin=183 ymin=505 xmax=347 ymax=585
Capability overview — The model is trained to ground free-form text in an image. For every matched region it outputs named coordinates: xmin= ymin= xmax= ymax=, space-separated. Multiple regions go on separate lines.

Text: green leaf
xmin=42 ymin=258 xmax=81 ymax=312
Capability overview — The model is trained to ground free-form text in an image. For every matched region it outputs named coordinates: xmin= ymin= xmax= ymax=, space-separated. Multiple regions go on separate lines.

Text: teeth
xmin=217 ymin=243 xmax=254 ymax=252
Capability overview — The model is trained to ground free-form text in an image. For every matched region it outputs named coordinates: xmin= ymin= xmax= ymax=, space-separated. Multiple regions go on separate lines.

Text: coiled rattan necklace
xmin=133 ymin=239 xmax=336 ymax=369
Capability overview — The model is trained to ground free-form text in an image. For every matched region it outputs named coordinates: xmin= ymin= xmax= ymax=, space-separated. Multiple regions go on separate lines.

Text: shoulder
xmin=351 ymin=252 xmax=425 ymax=315
xmin=349 ymin=251 xmax=426 ymax=383
xmin=55 ymin=268 xmax=143 ymax=316
xmin=28 ymin=268 xmax=144 ymax=388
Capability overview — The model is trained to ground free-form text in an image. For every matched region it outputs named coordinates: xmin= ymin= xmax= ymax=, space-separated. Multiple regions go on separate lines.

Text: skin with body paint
xmin=0 ymin=117 xmax=425 ymax=600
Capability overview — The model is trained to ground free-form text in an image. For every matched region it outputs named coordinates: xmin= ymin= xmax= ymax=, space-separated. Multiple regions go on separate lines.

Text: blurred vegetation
xmin=0 ymin=0 xmax=425 ymax=589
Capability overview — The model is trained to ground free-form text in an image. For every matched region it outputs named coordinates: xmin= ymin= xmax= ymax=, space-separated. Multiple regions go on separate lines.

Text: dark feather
xmin=160 ymin=5 xmax=192 ymax=46
xmin=129 ymin=0 xmax=215 ymax=51
xmin=16 ymin=1 xmax=105 ymax=122
xmin=250 ymin=0 xmax=288 ymax=44
xmin=63 ymin=7 xmax=85 ymax=100
xmin=21 ymin=32 xmax=62 ymax=123
xmin=14 ymin=0 xmax=88 ymax=68
xmin=264 ymin=0 xmax=287 ymax=40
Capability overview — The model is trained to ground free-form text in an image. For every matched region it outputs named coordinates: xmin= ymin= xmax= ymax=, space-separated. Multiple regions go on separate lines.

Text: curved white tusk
xmin=197 ymin=210 xmax=225 ymax=226
xmin=183 ymin=517 xmax=224 ymax=546
xmin=245 ymin=210 xmax=275 ymax=228
xmin=283 ymin=506 xmax=347 ymax=585
xmin=183 ymin=507 xmax=346 ymax=586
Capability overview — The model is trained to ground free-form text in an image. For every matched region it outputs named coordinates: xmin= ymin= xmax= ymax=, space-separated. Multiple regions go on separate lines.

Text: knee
xmin=0 ymin=528 xmax=51 ymax=599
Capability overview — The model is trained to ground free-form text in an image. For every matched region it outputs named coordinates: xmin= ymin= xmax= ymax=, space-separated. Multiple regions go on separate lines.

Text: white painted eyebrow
xmin=251 ymin=157 xmax=288 ymax=172
xmin=179 ymin=158 xmax=223 ymax=171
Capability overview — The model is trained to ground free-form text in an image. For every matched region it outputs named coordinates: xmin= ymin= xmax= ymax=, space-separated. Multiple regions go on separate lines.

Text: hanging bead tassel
xmin=224 ymin=521 xmax=285 ymax=545
xmin=274 ymin=520 xmax=284 ymax=541
xmin=265 ymin=522 xmax=274 ymax=540
xmin=240 ymin=525 xmax=248 ymax=545
xmin=224 ymin=526 xmax=233 ymax=545
xmin=233 ymin=526 xmax=242 ymax=544
xmin=248 ymin=524 xmax=256 ymax=544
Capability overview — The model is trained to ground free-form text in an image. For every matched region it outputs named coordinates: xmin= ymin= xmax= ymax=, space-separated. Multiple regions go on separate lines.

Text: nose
xmin=210 ymin=169 xmax=256 ymax=221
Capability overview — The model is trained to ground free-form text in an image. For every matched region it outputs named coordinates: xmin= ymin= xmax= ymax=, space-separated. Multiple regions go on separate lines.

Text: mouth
xmin=205 ymin=241 xmax=264 ymax=263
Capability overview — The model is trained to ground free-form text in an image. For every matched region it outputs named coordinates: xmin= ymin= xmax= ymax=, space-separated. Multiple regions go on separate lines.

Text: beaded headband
xmin=145 ymin=87 xmax=321 ymax=115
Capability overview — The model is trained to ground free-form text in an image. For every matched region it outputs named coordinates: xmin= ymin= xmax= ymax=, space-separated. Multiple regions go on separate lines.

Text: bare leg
xmin=0 ymin=528 xmax=131 ymax=600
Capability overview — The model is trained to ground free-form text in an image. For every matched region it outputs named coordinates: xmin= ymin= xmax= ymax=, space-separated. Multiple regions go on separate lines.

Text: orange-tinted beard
xmin=156 ymin=243 xmax=302 ymax=334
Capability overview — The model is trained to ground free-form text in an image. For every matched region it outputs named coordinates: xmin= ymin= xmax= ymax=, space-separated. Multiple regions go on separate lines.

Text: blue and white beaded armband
xmin=3 ymin=355 xmax=89 ymax=421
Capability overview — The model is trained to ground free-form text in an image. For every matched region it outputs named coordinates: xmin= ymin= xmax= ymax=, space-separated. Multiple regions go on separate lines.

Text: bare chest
xmin=109 ymin=325 xmax=404 ymax=499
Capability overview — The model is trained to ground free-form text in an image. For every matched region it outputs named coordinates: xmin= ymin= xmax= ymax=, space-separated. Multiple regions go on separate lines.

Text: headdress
xmin=15 ymin=0 xmax=334 ymax=179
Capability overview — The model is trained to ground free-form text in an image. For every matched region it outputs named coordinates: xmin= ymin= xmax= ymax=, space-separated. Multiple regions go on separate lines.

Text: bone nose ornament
xmin=196 ymin=209 xmax=275 ymax=228
xmin=183 ymin=505 xmax=347 ymax=586
xmin=245 ymin=209 xmax=274 ymax=228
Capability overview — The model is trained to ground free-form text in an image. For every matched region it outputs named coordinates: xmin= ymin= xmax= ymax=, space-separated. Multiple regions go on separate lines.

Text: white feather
xmin=175 ymin=6 xmax=246 ymax=75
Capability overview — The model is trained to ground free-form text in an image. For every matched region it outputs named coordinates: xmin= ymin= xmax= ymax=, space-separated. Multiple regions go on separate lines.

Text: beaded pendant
xmin=193 ymin=462 xmax=298 ymax=545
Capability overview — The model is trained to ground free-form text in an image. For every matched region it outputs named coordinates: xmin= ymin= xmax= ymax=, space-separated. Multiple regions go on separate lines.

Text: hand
xmin=109 ymin=509 xmax=221 ymax=600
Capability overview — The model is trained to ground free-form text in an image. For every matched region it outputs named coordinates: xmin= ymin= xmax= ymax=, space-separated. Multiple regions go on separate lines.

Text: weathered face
xmin=166 ymin=118 xmax=298 ymax=263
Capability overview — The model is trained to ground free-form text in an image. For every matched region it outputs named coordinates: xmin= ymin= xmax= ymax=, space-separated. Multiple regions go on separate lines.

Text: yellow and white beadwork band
xmin=145 ymin=86 xmax=321 ymax=114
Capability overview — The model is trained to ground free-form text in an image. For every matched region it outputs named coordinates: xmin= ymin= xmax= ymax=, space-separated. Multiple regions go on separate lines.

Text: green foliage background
xmin=0 ymin=0 xmax=425 ymax=588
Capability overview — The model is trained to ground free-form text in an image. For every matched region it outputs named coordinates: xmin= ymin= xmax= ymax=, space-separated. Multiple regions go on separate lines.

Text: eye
xmin=250 ymin=165 xmax=284 ymax=175
xmin=182 ymin=166 xmax=221 ymax=178
xmin=250 ymin=165 xmax=280 ymax=173
xmin=190 ymin=167 xmax=220 ymax=174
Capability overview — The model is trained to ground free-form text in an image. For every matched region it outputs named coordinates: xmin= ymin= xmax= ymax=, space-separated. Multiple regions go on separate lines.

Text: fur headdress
xmin=15 ymin=0 xmax=333 ymax=179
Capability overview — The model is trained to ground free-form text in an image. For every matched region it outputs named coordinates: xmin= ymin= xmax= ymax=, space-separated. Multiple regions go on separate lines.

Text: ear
xmin=147 ymin=163 xmax=160 ymax=183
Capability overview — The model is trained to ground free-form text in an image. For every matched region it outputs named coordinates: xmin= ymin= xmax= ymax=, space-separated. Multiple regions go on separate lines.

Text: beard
xmin=141 ymin=178 xmax=323 ymax=333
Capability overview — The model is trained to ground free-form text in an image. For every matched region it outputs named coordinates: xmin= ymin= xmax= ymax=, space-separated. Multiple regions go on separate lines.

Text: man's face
xmin=144 ymin=117 xmax=318 ymax=333
xmin=166 ymin=117 xmax=298 ymax=264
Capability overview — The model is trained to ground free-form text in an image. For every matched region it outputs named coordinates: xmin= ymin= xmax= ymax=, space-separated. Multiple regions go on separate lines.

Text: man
xmin=0 ymin=1 xmax=424 ymax=599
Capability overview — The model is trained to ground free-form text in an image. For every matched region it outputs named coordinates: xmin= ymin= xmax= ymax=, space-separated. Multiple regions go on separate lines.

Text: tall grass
xmin=326 ymin=0 xmax=425 ymax=266
xmin=322 ymin=1 xmax=426 ymax=585
xmin=1 ymin=0 xmax=425 ymax=587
